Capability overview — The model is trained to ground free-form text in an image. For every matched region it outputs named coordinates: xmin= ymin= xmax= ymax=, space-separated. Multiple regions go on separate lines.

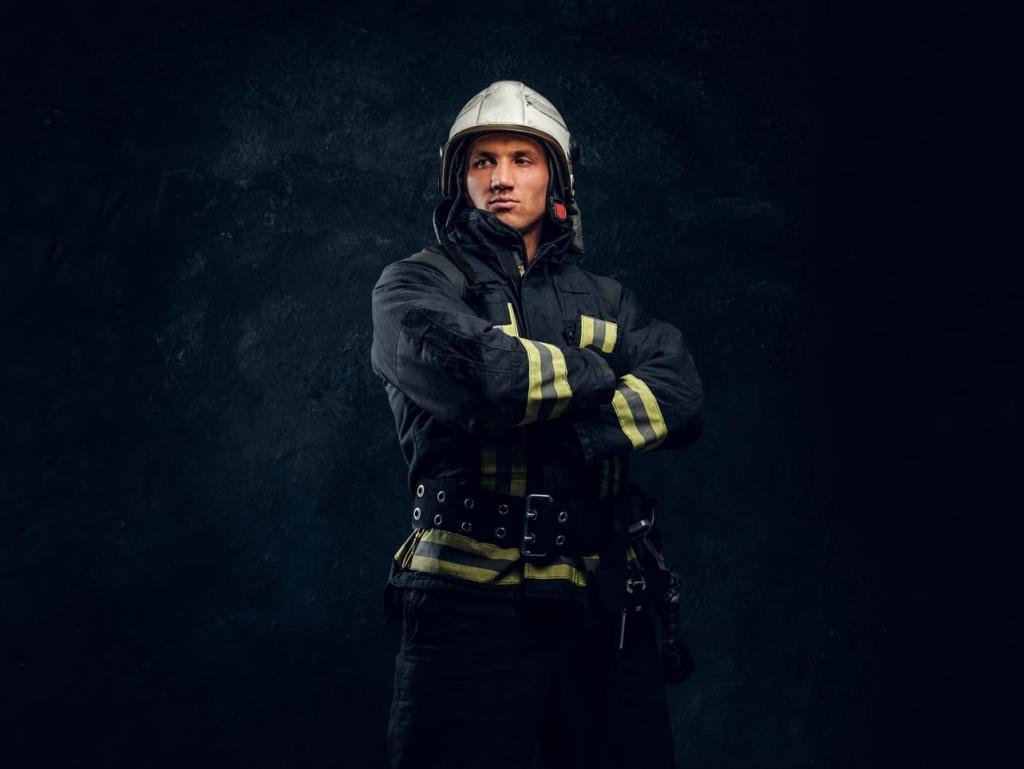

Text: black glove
xmin=585 ymin=340 xmax=634 ymax=378
xmin=527 ymin=417 xmax=585 ymax=467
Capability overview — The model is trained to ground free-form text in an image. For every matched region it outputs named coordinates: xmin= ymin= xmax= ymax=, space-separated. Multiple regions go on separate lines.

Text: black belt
xmin=409 ymin=479 xmax=626 ymax=560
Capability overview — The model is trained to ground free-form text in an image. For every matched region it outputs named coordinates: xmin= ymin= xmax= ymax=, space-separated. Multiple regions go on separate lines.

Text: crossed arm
xmin=370 ymin=259 xmax=703 ymax=463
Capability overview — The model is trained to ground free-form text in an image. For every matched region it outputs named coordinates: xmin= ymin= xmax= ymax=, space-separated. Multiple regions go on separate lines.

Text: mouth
xmin=489 ymin=198 xmax=517 ymax=211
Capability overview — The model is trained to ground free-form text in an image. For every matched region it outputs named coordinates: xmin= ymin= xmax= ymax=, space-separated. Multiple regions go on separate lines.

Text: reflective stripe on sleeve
xmin=494 ymin=303 xmax=573 ymax=424
xmin=516 ymin=339 xmax=573 ymax=424
xmin=579 ymin=315 xmax=618 ymax=353
xmin=611 ymin=374 xmax=668 ymax=450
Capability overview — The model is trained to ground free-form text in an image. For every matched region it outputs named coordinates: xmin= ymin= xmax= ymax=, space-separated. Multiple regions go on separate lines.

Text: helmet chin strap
xmin=548 ymin=198 xmax=569 ymax=223
xmin=543 ymin=143 xmax=583 ymax=252
xmin=446 ymin=141 xmax=467 ymax=201
xmin=543 ymin=139 xmax=576 ymax=223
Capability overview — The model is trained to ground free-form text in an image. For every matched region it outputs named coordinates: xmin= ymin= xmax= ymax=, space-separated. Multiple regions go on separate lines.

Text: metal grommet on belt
xmin=433 ymin=513 xmax=443 ymax=526
xmin=413 ymin=507 xmax=421 ymax=521
xmin=437 ymin=490 xmax=446 ymax=503
xmin=495 ymin=526 xmax=506 ymax=539
xmin=416 ymin=485 xmax=425 ymax=498
xmin=558 ymin=510 xmax=568 ymax=523
xmin=460 ymin=521 xmax=472 ymax=533
xmin=555 ymin=535 xmax=566 ymax=546
xmin=497 ymin=504 xmax=509 ymax=515
xmin=464 ymin=498 xmax=475 ymax=509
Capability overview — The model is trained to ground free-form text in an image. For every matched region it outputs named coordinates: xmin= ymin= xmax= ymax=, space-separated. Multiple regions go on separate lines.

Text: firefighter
xmin=370 ymin=80 xmax=703 ymax=769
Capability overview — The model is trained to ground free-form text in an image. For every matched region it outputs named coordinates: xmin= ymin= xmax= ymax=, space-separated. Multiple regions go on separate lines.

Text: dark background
xmin=1 ymin=1 xmax=979 ymax=767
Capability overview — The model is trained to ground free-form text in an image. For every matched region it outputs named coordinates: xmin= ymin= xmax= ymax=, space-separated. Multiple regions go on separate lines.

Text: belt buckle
xmin=521 ymin=494 xmax=552 ymax=558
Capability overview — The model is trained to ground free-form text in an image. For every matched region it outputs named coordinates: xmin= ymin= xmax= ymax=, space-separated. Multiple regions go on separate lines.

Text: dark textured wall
xmin=1 ymin=1 xmax=964 ymax=767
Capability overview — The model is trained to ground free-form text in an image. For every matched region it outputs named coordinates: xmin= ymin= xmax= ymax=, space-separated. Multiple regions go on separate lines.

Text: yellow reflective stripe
xmin=399 ymin=532 xmax=614 ymax=588
xmin=612 ymin=388 xmax=646 ymax=449
xmin=612 ymin=375 xmax=668 ymax=450
xmin=481 ymin=430 xmax=527 ymax=497
xmin=410 ymin=530 xmax=523 ymax=585
xmin=601 ymin=322 xmax=618 ymax=353
xmin=510 ymin=462 xmax=526 ymax=498
xmin=422 ymin=529 xmax=522 ymax=560
xmin=409 ymin=553 xmax=522 ymax=585
xmin=621 ymin=374 xmax=668 ymax=449
xmin=480 ymin=446 xmax=497 ymax=491
xmin=517 ymin=340 xmax=573 ymax=425
xmin=518 ymin=338 xmax=544 ymax=424
xmin=524 ymin=557 xmax=589 ymax=585
xmin=580 ymin=315 xmax=595 ymax=348
xmin=542 ymin=341 xmax=573 ymax=419
xmin=495 ymin=302 xmax=520 ymax=337
xmin=579 ymin=315 xmax=618 ymax=353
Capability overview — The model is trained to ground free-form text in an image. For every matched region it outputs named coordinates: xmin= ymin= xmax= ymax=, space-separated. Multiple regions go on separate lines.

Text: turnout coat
xmin=370 ymin=200 xmax=703 ymax=600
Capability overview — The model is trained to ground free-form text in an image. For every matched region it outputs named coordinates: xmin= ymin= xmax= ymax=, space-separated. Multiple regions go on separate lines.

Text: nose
xmin=491 ymin=159 xmax=513 ymax=190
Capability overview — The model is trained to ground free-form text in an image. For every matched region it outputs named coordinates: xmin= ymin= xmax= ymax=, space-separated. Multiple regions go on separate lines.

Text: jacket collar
xmin=433 ymin=198 xmax=577 ymax=279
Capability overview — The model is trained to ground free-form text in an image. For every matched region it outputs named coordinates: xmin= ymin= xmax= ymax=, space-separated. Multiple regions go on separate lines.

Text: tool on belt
xmin=587 ymin=484 xmax=695 ymax=685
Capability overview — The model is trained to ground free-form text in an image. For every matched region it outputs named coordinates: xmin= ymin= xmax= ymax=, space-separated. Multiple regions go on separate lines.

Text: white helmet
xmin=439 ymin=81 xmax=575 ymax=203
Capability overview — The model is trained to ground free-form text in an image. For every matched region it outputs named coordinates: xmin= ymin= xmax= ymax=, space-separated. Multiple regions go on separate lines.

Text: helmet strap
xmin=548 ymin=197 xmax=569 ymax=223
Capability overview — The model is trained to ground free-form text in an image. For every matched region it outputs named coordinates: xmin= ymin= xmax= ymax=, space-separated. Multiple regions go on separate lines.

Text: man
xmin=370 ymin=80 xmax=703 ymax=769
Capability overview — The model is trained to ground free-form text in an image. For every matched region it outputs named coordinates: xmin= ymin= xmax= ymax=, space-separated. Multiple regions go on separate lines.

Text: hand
xmin=586 ymin=340 xmax=634 ymax=378
xmin=528 ymin=417 xmax=585 ymax=467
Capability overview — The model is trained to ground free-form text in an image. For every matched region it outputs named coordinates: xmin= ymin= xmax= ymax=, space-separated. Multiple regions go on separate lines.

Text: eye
xmin=471 ymin=157 xmax=493 ymax=169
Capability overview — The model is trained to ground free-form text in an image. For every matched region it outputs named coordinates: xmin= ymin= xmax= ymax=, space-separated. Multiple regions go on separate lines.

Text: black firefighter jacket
xmin=370 ymin=200 xmax=703 ymax=599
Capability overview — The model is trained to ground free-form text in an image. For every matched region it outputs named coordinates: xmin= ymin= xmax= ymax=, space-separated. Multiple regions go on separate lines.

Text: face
xmin=463 ymin=132 xmax=550 ymax=245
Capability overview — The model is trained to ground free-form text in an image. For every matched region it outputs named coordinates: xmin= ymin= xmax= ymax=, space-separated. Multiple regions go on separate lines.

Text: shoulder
xmin=385 ymin=245 xmax=449 ymax=274
xmin=401 ymin=244 xmax=449 ymax=266
xmin=377 ymin=246 xmax=460 ymax=288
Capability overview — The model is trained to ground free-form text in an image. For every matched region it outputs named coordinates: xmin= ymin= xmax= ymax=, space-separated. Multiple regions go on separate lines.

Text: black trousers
xmin=387 ymin=587 xmax=676 ymax=769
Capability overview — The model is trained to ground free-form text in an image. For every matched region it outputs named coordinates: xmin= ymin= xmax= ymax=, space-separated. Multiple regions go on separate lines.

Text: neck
xmin=522 ymin=227 xmax=542 ymax=265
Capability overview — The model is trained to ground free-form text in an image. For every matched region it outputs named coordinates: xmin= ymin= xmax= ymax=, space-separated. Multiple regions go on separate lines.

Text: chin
xmin=494 ymin=213 xmax=521 ymax=229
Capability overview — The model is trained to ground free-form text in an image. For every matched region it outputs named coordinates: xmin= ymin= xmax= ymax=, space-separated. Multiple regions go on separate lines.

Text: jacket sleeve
xmin=370 ymin=258 xmax=619 ymax=434
xmin=570 ymin=285 xmax=704 ymax=463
